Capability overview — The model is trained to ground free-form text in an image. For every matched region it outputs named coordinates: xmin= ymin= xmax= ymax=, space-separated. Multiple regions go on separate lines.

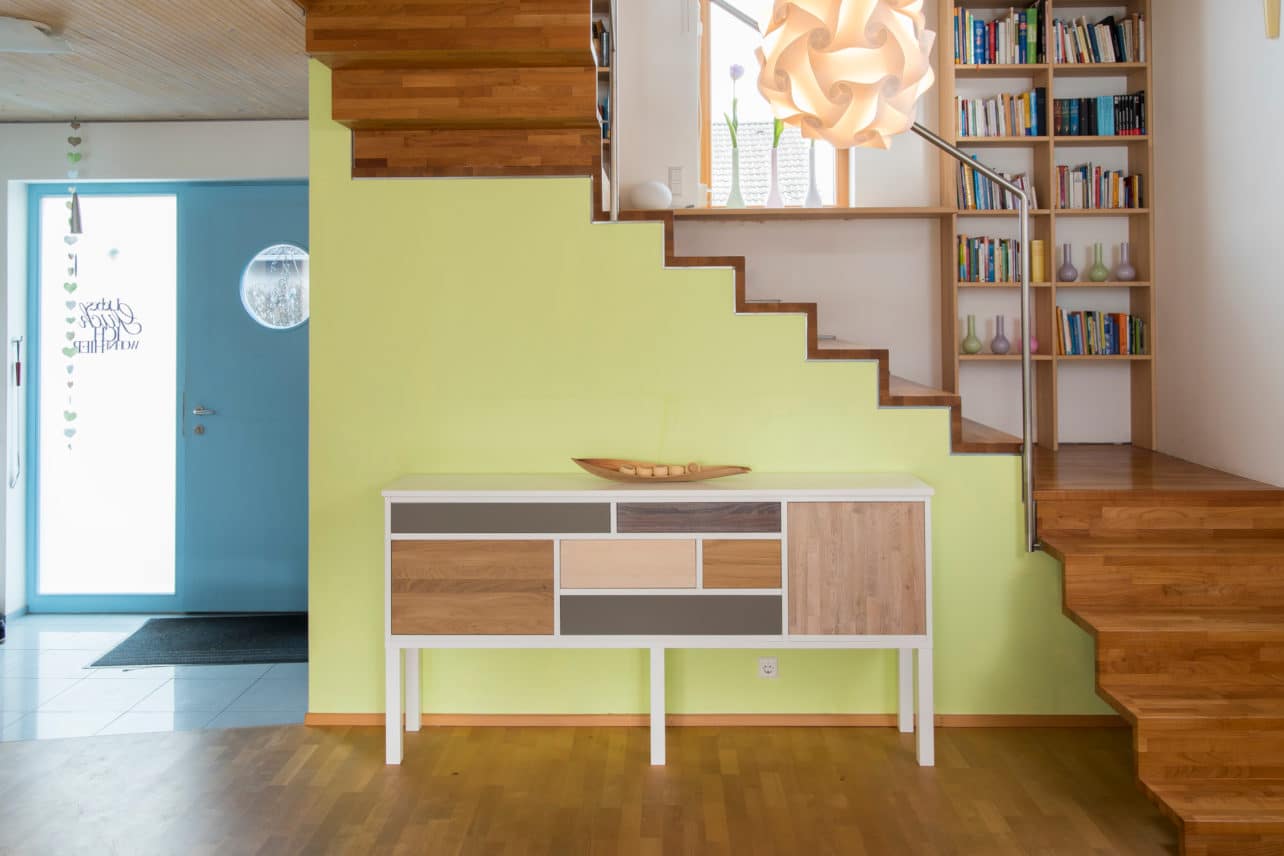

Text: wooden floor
xmin=0 ymin=724 xmax=1174 ymax=855
xmin=1036 ymin=443 xmax=1284 ymax=855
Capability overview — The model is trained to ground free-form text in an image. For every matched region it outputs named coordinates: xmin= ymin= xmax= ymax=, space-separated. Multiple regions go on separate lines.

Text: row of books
xmin=954 ymin=3 xmax=1044 ymax=65
xmin=956 ymin=159 xmax=1039 ymax=211
xmin=1052 ymin=14 xmax=1146 ymax=64
xmin=591 ymin=20 xmax=611 ymax=68
xmin=957 ymin=235 xmax=1023 ymax=284
xmin=1056 ymin=164 xmax=1143 ymax=210
xmin=598 ymin=96 xmax=610 ymax=140
xmin=1056 ymin=309 xmax=1148 ymax=356
xmin=1054 ymin=93 xmax=1147 ymax=137
xmin=956 ymin=89 xmax=1046 ymax=138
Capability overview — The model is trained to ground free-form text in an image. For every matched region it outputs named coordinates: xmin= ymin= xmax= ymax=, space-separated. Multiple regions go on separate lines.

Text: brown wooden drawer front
xmin=560 ymin=595 xmax=782 ymax=636
xmin=616 ymin=502 xmax=781 ymax=533
xmin=702 ymin=540 xmax=782 ymax=589
xmin=560 ymin=540 xmax=696 ymax=589
xmin=391 ymin=502 xmax=610 ymax=535
xmin=788 ymin=502 xmax=926 ymax=636
xmin=391 ymin=540 xmax=553 ymax=635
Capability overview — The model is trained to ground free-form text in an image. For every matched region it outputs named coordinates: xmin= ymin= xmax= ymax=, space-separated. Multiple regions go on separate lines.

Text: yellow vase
xmin=1031 ymin=239 xmax=1047 ymax=283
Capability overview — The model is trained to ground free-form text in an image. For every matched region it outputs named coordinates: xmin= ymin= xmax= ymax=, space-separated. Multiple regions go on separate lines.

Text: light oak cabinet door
xmin=391 ymin=540 xmax=554 ymax=635
xmin=787 ymin=502 xmax=926 ymax=635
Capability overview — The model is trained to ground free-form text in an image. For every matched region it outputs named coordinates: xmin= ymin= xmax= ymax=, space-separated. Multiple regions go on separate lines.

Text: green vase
xmin=961 ymin=315 xmax=983 ymax=354
xmin=1088 ymin=242 xmax=1110 ymax=282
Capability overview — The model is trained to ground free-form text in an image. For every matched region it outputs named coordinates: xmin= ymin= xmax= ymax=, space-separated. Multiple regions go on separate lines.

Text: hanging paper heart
xmin=68 ymin=136 xmax=82 ymax=146
xmin=66 ymin=152 xmax=82 ymax=164
xmin=65 ymin=332 xmax=75 ymax=341
xmin=66 ymin=381 xmax=74 ymax=389
xmin=63 ymin=282 xmax=77 ymax=293
xmin=61 ymin=346 xmax=75 ymax=357
xmin=63 ymin=235 xmax=78 ymax=246
xmin=65 ymin=316 xmax=75 ymax=324
xmin=67 ymin=169 xmax=79 ymax=180
xmin=65 ymin=365 xmax=74 ymax=375
xmin=65 ymin=300 xmax=76 ymax=309
xmin=64 ymin=428 xmax=76 ymax=438
xmin=65 ymin=200 xmax=72 ymax=210
xmin=64 ymin=411 xmax=77 ymax=422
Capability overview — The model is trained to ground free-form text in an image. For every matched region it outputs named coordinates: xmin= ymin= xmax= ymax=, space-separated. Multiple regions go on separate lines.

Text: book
xmin=956 ymin=158 xmax=1039 ymax=211
xmin=1055 ymin=162 xmax=1142 ymax=209
xmin=955 ymin=3 xmax=1046 ymax=65
xmin=1056 ymin=308 xmax=1148 ymax=356
xmin=955 ymin=88 xmax=1046 ymax=137
xmin=957 ymin=234 xmax=1025 ymax=283
xmin=1052 ymin=12 xmax=1146 ymax=63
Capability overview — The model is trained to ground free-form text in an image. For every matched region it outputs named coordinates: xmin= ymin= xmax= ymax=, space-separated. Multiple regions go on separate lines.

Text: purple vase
xmin=991 ymin=316 xmax=1011 ymax=355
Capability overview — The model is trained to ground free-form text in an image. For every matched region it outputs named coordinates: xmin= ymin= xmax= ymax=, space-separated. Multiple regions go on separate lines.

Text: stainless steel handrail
xmin=911 ymin=122 xmax=1037 ymax=552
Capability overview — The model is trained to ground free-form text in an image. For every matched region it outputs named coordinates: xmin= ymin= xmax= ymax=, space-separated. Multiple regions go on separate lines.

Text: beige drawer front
xmin=560 ymin=540 xmax=696 ymax=589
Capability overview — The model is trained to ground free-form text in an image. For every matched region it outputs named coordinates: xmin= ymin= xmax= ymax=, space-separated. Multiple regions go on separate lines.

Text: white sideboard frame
xmin=382 ymin=474 xmax=934 ymax=768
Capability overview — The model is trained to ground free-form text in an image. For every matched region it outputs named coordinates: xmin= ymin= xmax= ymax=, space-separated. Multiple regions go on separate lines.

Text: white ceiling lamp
xmin=0 ymin=17 xmax=72 ymax=54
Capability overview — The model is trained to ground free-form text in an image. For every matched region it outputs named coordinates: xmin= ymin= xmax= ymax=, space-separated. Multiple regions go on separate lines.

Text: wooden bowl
xmin=572 ymin=458 xmax=751 ymax=483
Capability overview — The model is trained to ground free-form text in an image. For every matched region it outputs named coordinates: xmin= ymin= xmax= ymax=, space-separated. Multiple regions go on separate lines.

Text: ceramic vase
xmin=1057 ymin=243 xmax=1079 ymax=282
xmin=991 ymin=316 xmax=1011 ymax=355
xmin=1114 ymin=242 xmax=1137 ymax=281
xmin=1088 ymin=242 xmax=1110 ymax=282
xmin=961 ymin=315 xmax=983 ymax=355
xmin=766 ymin=148 xmax=784 ymax=208
xmin=726 ymin=148 xmax=745 ymax=208
xmin=804 ymin=141 xmax=823 ymax=208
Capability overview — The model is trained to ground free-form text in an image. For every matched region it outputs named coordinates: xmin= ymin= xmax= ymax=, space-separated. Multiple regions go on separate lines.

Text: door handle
xmin=192 ymin=406 xmax=216 ymax=416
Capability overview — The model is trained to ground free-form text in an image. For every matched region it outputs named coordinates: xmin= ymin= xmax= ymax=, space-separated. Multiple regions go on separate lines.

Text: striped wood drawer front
xmin=391 ymin=540 xmax=554 ymax=635
xmin=702 ymin=540 xmax=782 ymax=589
xmin=615 ymin=502 xmax=781 ymax=534
xmin=560 ymin=540 xmax=696 ymax=589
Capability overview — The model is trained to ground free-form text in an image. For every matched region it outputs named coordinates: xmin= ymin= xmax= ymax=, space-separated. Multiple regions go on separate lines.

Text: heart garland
xmin=63 ymin=119 xmax=82 ymax=450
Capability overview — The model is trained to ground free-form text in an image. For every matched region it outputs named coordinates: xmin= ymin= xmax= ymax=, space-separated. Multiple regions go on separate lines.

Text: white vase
xmin=804 ymin=141 xmax=823 ymax=208
xmin=726 ymin=148 xmax=745 ymax=208
xmin=766 ymin=149 xmax=784 ymax=208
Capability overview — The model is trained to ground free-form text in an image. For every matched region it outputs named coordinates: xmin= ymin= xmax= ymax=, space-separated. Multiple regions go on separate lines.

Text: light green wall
xmin=308 ymin=63 xmax=1106 ymax=716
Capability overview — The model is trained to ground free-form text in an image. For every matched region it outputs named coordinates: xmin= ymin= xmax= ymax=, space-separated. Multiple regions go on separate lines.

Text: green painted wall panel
xmin=307 ymin=63 xmax=1107 ymax=716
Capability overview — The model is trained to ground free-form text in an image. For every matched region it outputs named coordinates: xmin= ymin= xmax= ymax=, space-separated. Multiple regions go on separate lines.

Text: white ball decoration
xmin=755 ymin=0 xmax=936 ymax=150
xmin=630 ymin=180 xmax=673 ymax=210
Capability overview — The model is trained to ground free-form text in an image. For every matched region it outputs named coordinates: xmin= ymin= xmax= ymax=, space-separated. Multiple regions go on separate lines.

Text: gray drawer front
xmin=391 ymin=502 xmax=611 ymax=534
xmin=560 ymin=595 xmax=782 ymax=635
xmin=616 ymin=502 xmax=781 ymax=533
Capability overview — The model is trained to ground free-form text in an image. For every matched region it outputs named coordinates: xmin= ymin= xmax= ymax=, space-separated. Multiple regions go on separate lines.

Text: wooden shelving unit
xmin=938 ymin=0 xmax=1155 ymax=450
xmin=592 ymin=0 xmax=614 ymax=214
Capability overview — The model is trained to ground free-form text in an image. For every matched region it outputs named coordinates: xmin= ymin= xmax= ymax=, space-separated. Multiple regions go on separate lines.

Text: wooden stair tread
xmin=1147 ymin=780 xmax=1284 ymax=830
xmin=887 ymin=375 xmax=960 ymax=407
xmin=1043 ymin=531 xmax=1284 ymax=559
xmin=1104 ymin=680 xmax=1284 ymax=722
xmin=960 ymin=418 xmax=1022 ymax=452
xmin=1072 ymin=606 xmax=1284 ymax=635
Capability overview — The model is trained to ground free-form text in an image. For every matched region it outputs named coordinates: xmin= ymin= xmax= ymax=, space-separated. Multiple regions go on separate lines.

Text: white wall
xmin=0 ymin=120 xmax=308 ymax=615
xmin=1153 ymin=4 xmax=1284 ymax=486
xmin=616 ymin=0 xmax=702 ymax=208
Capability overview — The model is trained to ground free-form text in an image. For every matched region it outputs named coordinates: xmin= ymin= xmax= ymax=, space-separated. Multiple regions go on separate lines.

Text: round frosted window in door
xmin=240 ymin=243 xmax=309 ymax=329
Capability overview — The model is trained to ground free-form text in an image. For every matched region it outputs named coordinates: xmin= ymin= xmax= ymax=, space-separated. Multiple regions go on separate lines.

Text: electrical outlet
xmin=758 ymin=656 xmax=778 ymax=679
xmin=667 ymin=166 xmax=683 ymax=197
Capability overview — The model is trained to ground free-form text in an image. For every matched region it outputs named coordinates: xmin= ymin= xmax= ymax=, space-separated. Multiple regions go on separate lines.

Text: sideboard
xmin=382 ymin=473 xmax=934 ymax=766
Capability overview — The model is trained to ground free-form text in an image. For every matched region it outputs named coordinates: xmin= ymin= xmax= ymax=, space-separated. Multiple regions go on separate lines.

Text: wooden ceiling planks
xmin=0 ymin=0 xmax=307 ymax=121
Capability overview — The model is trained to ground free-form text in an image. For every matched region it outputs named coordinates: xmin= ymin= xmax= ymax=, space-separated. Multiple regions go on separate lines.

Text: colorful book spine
xmin=1056 ymin=308 xmax=1148 ymax=355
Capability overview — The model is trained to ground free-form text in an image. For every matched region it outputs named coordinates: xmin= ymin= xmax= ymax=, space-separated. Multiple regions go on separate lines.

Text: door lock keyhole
xmin=194 ymin=425 xmax=206 ymax=436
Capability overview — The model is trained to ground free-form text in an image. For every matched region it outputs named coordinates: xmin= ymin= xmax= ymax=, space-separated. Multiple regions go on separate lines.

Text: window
xmin=240 ymin=244 xmax=309 ymax=330
xmin=702 ymin=0 xmax=844 ymax=207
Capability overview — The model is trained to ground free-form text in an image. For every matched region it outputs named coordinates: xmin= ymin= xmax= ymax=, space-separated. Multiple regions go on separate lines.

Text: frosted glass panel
xmin=37 ymin=195 xmax=178 ymax=595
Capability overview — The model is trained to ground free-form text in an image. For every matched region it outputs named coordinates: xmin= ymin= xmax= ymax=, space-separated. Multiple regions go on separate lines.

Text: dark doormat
xmin=91 ymin=614 xmax=308 ymax=667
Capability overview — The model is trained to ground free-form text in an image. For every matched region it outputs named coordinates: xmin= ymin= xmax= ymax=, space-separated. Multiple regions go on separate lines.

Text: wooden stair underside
xmin=1040 ymin=454 xmax=1284 ymax=854
xmin=296 ymin=0 xmax=1020 ymax=456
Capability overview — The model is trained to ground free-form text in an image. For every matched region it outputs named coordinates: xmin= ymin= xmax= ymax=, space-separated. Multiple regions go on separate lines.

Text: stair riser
xmin=1138 ymin=727 xmax=1284 ymax=781
xmin=1065 ymin=557 xmax=1284 ymax=610
xmin=1098 ymin=641 xmax=1284 ymax=679
xmin=1183 ymin=832 xmax=1284 ymax=856
xmin=1040 ymin=499 xmax=1284 ymax=536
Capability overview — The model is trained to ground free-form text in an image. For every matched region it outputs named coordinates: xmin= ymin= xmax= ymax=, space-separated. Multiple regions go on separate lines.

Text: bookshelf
xmin=592 ymin=0 xmax=614 ymax=214
xmin=938 ymin=0 xmax=1155 ymax=450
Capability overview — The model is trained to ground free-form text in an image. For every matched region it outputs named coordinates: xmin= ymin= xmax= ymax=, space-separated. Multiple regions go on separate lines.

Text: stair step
xmin=958 ymin=418 xmax=1022 ymax=454
xmin=1044 ymin=533 xmax=1284 ymax=560
xmin=887 ymin=375 xmax=959 ymax=408
xmin=352 ymin=127 xmax=602 ymax=178
xmin=1147 ymin=780 xmax=1284 ymax=836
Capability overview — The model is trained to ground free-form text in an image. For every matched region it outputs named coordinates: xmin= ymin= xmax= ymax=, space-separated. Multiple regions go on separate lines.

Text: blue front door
xmin=179 ymin=183 xmax=309 ymax=612
xmin=26 ymin=181 xmax=308 ymax=613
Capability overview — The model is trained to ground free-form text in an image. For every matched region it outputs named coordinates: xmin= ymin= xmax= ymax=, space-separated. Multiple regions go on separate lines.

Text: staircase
xmin=296 ymin=0 xmax=1022 ymax=456
xmin=1038 ymin=446 xmax=1284 ymax=855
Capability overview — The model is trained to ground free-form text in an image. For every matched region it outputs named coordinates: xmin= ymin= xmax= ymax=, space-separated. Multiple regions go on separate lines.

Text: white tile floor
xmin=0 ymin=613 xmax=307 ymax=741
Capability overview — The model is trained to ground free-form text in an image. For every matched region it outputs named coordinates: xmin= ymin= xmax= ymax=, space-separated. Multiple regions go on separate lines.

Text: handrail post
xmin=609 ymin=0 xmax=620 ymax=221
xmin=910 ymin=122 xmax=1038 ymax=552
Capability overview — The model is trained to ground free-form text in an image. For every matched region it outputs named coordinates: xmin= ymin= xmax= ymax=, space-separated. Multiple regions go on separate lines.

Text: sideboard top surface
xmin=382 ymin=473 xmax=933 ymax=500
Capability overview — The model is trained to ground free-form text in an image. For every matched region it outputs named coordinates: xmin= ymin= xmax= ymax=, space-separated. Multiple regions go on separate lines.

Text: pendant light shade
xmin=755 ymin=0 xmax=936 ymax=149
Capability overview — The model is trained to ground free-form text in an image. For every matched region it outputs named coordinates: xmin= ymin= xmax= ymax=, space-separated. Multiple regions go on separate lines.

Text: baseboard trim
xmin=304 ymin=712 xmax=1126 ymax=729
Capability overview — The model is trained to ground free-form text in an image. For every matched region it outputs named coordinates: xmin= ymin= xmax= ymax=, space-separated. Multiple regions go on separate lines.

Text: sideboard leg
xmin=385 ymin=645 xmax=403 ymax=765
xmin=897 ymin=648 xmax=914 ymax=733
xmin=405 ymin=648 xmax=421 ymax=732
xmin=650 ymin=647 xmax=666 ymax=766
xmin=915 ymin=647 xmax=935 ymax=767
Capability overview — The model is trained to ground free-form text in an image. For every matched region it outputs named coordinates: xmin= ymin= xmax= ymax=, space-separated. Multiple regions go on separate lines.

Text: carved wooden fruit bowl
xmin=573 ymin=458 xmax=751 ymax=483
